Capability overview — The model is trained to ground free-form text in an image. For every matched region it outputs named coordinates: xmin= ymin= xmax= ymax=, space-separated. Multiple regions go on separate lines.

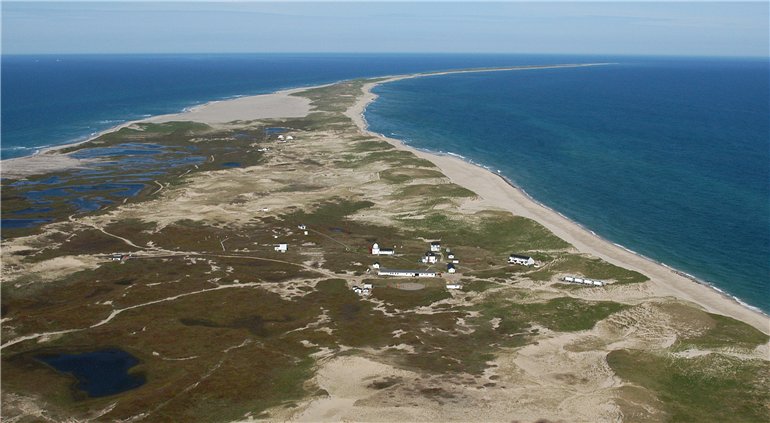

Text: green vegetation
xmin=293 ymin=80 xmax=366 ymax=113
xmin=675 ymin=312 xmax=769 ymax=351
xmin=405 ymin=211 xmax=570 ymax=256
xmin=396 ymin=183 xmax=476 ymax=199
xmin=335 ymin=149 xmax=437 ymax=169
xmin=461 ymin=279 xmax=499 ymax=293
xmin=369 ymin=284 xmax=452 ymax=310
xmin=379 ymin=167 xmax=445 ymax=184
xmin=608 ymin=350 xmax=770 ymax=422
xmin=473 ymin=296 xmax=627 ymax=333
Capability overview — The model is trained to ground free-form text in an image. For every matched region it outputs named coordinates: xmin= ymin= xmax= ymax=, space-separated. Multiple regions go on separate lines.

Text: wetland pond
xmin=36 ymin=348 xmax=145 ymax=398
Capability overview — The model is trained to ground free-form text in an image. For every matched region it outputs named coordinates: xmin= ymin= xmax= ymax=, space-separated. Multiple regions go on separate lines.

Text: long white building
xmin=377 ymin=269 xmax=437 ymax=278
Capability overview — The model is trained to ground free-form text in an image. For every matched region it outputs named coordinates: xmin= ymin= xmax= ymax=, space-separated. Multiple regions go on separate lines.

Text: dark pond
xmin=1 ymin=218 xmax=53 ymax=229
xmin=36 ymin=348 xmax=145 ymax=398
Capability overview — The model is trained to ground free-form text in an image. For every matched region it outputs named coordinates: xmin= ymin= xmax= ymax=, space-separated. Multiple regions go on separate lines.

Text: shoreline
xmin=346 ymin=74 xmax=770 ymax=334
xmin=0 ymin=86 xmax=314 ymax=179
xmin=3 ymin=63 xmax=767 ymax=332
xmin=1 ymin=63 xmax=608 ymax=165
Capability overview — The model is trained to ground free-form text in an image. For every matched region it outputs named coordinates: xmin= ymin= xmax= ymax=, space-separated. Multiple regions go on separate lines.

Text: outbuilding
xmin=274 ymin=243 xmax=288 ymax=253
xmin=430 ymin=241 xmax=441 ymax=252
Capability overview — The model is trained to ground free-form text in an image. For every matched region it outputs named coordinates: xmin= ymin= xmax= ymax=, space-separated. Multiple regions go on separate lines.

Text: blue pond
xmin=37 ymin=349 xmax=145 ymax=398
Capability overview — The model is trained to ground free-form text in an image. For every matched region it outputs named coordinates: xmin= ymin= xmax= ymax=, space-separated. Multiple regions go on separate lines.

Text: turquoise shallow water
xmin=366 ymin=58 xmax=770 ymax=313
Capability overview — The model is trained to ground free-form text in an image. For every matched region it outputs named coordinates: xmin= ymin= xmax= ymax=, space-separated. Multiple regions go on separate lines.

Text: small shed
xmin=274 ymin=243 xmax=288 ymax=253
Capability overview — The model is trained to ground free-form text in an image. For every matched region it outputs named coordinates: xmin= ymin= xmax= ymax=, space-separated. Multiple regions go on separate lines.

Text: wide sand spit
xmin=3 ymin=63 xmax=768 ymax=335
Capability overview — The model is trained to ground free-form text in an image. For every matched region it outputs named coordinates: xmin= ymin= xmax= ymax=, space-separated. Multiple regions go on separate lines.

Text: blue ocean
xmin=367 ymin=57 xmax=770 ymax=313
xmin=2 ymin=53 xmax=577 ymax=159
xmin=2 ymin=54 xmax=768 ymax=313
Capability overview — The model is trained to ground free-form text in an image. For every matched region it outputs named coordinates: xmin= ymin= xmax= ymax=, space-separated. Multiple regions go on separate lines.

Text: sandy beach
xmin=347 ymin=76 xmax=770 ymax=335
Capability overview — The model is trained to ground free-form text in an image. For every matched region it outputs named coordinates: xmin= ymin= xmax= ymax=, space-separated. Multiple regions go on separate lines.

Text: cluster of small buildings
xmin=371 ymin=240 xmax=461 ymax=285
xmin=352 ymin=281 xmax=373 ymax=296
xmin=273 ymin=224 xmax=312 ymax=253
xmin=276 ymin=134 xmax=295 ymax=142
xmin=562 ymin=276 xmax=605 ymax=286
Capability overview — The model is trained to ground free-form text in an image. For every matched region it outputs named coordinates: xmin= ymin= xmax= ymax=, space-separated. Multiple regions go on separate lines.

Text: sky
xmin=2 ymin=1 xmax=768 ymax=56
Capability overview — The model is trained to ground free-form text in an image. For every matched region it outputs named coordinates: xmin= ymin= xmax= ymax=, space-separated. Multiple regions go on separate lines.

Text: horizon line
xmin=3 ymin=52 xmax=769 ymax=59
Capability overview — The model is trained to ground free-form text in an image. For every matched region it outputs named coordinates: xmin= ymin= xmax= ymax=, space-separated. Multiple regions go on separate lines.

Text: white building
xmin=378 ymin=269 xmax=437 ymax=278
xmin=298 ymin=224 xmax=307 ymax=230
xmin=371 ymin=243 xmax=395 ymax=256
xmin=508 ymin=254 xmax=535 ymax=266
xmin=372 ymin=262 xmax=381 ymax=269
xmin=286 ymin=135 xmax=294 ymax=141
xmin=421 ymin=252 xmax=438 ymax=264
xmin=447 ymin=253 xmax=456 ymax=260
xmin=562 ymin=276 xmax=605 ymax=287
xmin=277 ymin=135 xmax=285 ymax=141
xmin=446 ymin=283 xmax=463 ymax=290
xmin=447 ymin=263 xmax=456 ymax=274
xmin=430 ymin=241 xmax=441 ymax=252
xmin=274 ymin=243 xmax=288 ymax=253
xmin=362 ymin=282 xmax=373 ymax=289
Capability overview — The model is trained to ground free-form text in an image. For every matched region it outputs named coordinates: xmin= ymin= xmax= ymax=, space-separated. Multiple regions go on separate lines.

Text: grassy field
xmin=608 ymin=349 xmax=770 ymax=422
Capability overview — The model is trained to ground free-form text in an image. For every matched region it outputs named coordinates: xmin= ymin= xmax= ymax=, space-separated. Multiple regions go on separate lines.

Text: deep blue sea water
xmin=2 ymin=54 xmax=768 ymax=314
xmin=2 ymin=53 xmax=589 ymax=159
xmin=366 ymin=58 xmax=770 ymax=313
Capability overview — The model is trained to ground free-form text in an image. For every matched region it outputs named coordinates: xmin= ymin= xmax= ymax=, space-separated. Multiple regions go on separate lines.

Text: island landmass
xmin=2 ymin=64 xmax=768 ymax=422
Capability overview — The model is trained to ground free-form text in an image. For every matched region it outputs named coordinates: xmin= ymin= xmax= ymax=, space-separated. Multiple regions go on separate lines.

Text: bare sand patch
xmin=144 ymin=89 xmax=311 ymax=124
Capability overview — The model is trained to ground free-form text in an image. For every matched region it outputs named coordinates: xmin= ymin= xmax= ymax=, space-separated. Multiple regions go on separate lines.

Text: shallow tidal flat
xmin=1 ymin=79 xmax=768 ymax=422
